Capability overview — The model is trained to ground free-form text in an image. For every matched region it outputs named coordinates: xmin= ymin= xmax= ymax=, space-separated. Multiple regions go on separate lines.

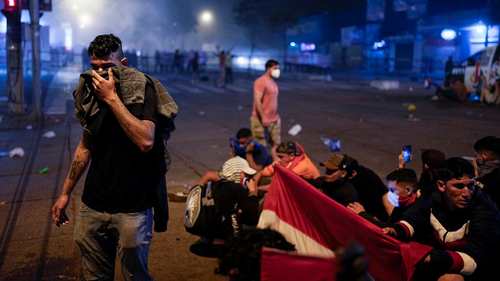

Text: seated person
xmin=337 ymin=155 xmax=390 ymax=222
xmin=230 ymin=128 xmax=272 ymax=171
xmin=473 ymin=136 xmax=500 ymax=209
xmin=188 ymin=157 xmax=261 ymax=257
xmin=384 ymin=157 xmax=500 ymax=281
xmin=351 ymin=168 xmax=419 ymax=227
xmin=196 ymin=156 xmax=256 ymax=186
xmin=250 ymin=141 xmax=320 ymax=195
xmin=310 ymin=153 xmax=359 ymax=206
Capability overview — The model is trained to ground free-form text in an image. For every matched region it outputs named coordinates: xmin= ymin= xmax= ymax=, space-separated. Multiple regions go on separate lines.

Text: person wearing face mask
xmin=251 ymin=59 xmax=281 ymax=157
xmin=473 ymin=136 xmax=500 ymax=209
xmin=347 ymin=168 xmax=419 ymax=227
xmin=384 ymin=157 xmax=500 ymax=281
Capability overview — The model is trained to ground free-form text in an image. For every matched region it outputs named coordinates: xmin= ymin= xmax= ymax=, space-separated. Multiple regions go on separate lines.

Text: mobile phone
xmin=402 ymin=145 xmax=412 ymax=163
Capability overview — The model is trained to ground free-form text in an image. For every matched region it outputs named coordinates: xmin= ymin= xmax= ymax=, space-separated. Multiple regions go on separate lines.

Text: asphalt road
xmin=0 ymin=70 xmax=499 ymax=281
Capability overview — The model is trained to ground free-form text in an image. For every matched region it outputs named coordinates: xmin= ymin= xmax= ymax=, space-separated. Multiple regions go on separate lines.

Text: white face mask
xmin=387 ymin=191 xmax=399 ymax=208
xmin=271 ymin=69 xmax=280 ymax=79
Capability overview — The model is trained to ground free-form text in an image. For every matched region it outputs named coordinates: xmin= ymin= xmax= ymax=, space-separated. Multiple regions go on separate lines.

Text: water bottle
xmin=321 ymin=137 xmax=341 ymax=152
xmin=0 ymin=149 xmax=8 ymax=158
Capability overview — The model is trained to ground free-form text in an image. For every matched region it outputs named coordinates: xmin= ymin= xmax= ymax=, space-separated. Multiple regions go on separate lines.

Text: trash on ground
xmin=0 ymin=201 xmax=6 ymax=206
xmin=26 ymin=124 xmax=33 ymax=130
xmin=43 ymin=131 xmax=56 ymax=138
xmin=369 ymin=80 xmax=400 ymax=90
xmin=198 ymin=111 xmax=205 ymax=116
xmin=9 ymin=147 xmax=25 ymax=158
xmin=321 ymin=137 xmax=341 ymax=152
xmin=237 ymin=105 xmax=243 ymax=111
xmin=288 ymin=124 xmax=302 ymax=136
xmin=0 ymin=115 xmax=3 ymax=123
xmin=409 ymin=87 xmax=414 ymax=92
xmin=39 ymin=167 xmax=49 ymax=174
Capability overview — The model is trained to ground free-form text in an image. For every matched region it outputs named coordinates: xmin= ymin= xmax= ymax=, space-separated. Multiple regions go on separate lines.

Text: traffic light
xmin=3 ymin=0 xmax=20 ymax=12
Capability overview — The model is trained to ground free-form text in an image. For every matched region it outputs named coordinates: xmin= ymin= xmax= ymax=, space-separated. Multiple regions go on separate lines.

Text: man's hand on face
xmin=92 ymin=68 xmax=118 ymax=104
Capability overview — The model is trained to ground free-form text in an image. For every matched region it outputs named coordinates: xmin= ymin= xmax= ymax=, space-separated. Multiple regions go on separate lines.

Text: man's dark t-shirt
xmin=82 ymin=82 xmax=166 ymax=213
xmin=479 ymin=168 xmax=500 ymax=209
xmin=349 ymin=165 xmax=388 ymax=221
xmin=309 ymin=177 xmax=358 ymax=206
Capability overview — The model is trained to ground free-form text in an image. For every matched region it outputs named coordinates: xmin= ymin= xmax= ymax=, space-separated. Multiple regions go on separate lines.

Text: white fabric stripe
xmin=399 ymin=220 xmax=415 ymax=237
xmin=457 ymin=252 xmax=477 ymax=275
xmin=430 ymin=212 xmax=469 ymax=243
xmin=257 ymin=209 xmax=335 ymax=258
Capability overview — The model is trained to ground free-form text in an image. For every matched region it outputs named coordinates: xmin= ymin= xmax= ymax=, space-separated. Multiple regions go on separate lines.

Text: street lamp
xmin=199 ymin=10 xmax=214 ymax=26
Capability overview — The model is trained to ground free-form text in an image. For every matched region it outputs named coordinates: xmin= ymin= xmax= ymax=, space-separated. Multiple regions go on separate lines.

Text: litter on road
xmin=9 ymin=147 xmax=25 ymax=158
xmin=288 ymin=124 xmax=302 ymax=136
xmin=43 ymin=131 xmax=56 ymax=138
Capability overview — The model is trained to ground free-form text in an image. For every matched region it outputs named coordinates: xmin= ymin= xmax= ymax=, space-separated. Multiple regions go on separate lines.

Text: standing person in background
xmin=251 ymin=59 xmax=281 ymax=158
xmin=225 ymin=50 xmax=234 ymax=84
xmin=444 ymin=56 xmax=454 ymax=87
xmin=217 ymin=50 xmax=226 ymax=88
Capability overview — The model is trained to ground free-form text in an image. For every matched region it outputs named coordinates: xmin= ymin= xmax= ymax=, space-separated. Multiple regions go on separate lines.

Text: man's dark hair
xmin=433 ymin=157 xmax=475 ymax=183
xmin=386 ymin=168 xmax=418 ymax=184
xmin=88 ymin=34 xmax=124 ymax=59
xmin=236 ymin=128 xmax=252 ymax=139
xmin=339 ymin=155 xmax=359 ymax=176
xmin=276 ymin=141 xmax=298 ymax=156
xmin=474 ymin=136 xmax=500 ymax=158
xmin=421 ymin=149 xmax=446 ymax=170
xmin=265 ymin=59 xmax=279 ymax=70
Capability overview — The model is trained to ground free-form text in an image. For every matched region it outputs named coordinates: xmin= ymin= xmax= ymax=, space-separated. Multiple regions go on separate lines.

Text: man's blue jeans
xmin=74 ymin=203 xmax=153 ymax=281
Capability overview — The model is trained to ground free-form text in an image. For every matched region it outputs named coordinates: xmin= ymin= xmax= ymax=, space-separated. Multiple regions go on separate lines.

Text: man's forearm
xmin=106 ymin=95 xmax=155 ymax=152
xmin=61 ymin=141 xmax=90 ymax=196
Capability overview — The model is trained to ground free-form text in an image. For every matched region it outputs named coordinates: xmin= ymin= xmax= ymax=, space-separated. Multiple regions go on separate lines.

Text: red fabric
xmin=260 ymin=166 xmax=432 ymax=281
xmin=448 ymin=251 xmax=464 ymax=273
xmin=261 ymin=248 xmax=337 ymax=281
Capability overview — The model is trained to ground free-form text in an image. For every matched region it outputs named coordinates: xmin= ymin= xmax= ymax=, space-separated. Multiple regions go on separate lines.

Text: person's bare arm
xmin=92 ymin=69 xmax=155 ymax=152
xmin=195 ymin=171 xmax=221 ymax=186
xmin=51 ymin=132 xmax=91 ymax=225
xmin=253 ymin=83 xmax=265 ymax=125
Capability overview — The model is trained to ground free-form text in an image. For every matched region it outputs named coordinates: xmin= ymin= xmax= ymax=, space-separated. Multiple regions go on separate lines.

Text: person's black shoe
xmin=189 ymin=239 xmax=221 ymax=258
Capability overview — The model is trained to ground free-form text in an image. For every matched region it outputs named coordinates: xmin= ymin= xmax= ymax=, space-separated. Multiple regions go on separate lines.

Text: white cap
xmin=220 ymin=156 xmax=256 ymax=183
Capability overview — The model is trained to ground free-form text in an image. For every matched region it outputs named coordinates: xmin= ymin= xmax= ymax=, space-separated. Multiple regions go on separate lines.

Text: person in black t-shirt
xmin=51 ymin=34 xmax=168 ymax=281
xmin=338 ymin=155 xmax=390 ymax=222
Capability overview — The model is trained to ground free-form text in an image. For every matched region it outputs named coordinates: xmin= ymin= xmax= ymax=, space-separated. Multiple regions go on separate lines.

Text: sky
xmin=41 ymin=0 xmax=252 ymax=54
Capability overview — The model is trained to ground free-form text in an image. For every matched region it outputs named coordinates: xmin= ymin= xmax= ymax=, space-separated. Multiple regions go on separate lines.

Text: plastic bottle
xmin=321 ymin=137 xmax=341 ymax=152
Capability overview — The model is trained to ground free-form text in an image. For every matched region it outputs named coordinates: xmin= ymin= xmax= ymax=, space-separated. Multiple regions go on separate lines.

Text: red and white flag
xmin=258 ymin=166 xmax=431 ymax=281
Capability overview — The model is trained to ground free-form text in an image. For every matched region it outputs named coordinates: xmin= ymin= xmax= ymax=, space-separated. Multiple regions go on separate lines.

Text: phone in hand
xmin=402 ymin=145 xmax=412 ymax=163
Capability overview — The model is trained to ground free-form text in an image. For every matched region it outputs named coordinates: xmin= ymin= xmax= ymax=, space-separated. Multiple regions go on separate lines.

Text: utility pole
xmin=29 ymin=0 xmax=42 ymax=119
xmin=2 ymin=0 xmax=24 ymax=114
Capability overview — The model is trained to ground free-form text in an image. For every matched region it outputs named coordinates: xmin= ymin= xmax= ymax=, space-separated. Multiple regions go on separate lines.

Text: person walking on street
xmin=51 ymin=34 xmax=178 ymax=281
xmin=251 ymin=59 xmax=281 ymax=157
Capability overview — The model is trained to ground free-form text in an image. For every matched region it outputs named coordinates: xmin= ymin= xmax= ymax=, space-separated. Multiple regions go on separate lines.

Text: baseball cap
xmin=320 ymin=154 xmax=345 ymax=170
xmin=221 ymin=156 xmax=257 ymax=181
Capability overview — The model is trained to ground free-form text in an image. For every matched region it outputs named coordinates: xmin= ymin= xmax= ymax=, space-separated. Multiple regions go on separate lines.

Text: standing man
xmin=51 ymin=34 xmax=175 ymax=281
xmin=251 ymin=59 xmax=281 ymax=156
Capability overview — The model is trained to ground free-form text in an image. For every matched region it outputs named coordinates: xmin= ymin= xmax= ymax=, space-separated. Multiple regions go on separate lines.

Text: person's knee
xmin=437 ymin=274 xmax=465 ymax=281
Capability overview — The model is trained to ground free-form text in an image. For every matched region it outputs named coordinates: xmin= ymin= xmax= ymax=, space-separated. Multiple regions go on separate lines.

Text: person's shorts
xmin=250 ymin=116 xmax=281 ymax=147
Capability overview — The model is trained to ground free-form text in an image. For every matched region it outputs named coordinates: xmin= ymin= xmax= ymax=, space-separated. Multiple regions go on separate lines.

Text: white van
xmin=451 ymin=45 xmax=500 ymax=103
